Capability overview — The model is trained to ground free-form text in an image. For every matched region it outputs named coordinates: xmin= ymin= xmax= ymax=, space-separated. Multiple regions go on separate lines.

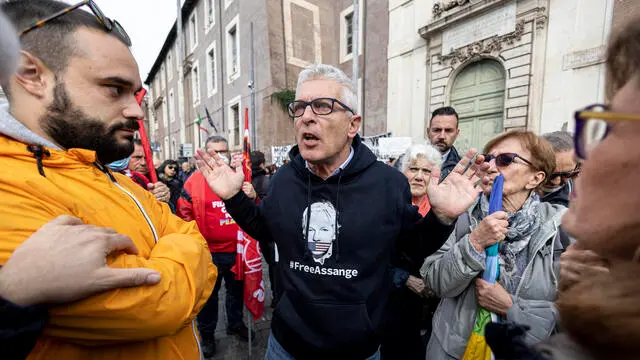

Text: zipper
xmin=192 ymin=320 xmax=203 ymax=360
xmin=95 ymin=162 xmax=159 ymax=243
xmin=513 ymin=216 xmax=562 ymax=297
xmin=112 ymin=181 xmax=159 ymax=243
xmin=97 ymin=164 xmax=201 ymax=358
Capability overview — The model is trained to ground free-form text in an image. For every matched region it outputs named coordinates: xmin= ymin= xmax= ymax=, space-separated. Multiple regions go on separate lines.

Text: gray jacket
xmin=422 ymin=200 xmax=566 ymax=360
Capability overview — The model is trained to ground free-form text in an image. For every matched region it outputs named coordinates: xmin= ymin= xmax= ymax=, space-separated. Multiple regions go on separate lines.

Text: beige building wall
xmin=389 ymin=0 xmax=616 ymax=151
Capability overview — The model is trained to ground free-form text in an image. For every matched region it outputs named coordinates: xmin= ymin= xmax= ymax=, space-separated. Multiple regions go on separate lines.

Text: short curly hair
xmin=483 ymin=131 xmax=556 ymax=189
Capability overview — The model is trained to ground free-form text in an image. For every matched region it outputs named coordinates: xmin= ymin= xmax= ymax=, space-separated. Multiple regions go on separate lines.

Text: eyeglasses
xmin=574 ymin=103 xmax=640 ymax=160
xmin=167 ymin=166 xmax=177 ymax=170
xmin=550 ymin=166 xmax=581 ymax=180
xmin=286 ymin=98 xmax=355 ymax=118
xmin=19 ymin=0 xmax=131 ymax=47
xmin=483 ymin=153 xmax=537 ymax=169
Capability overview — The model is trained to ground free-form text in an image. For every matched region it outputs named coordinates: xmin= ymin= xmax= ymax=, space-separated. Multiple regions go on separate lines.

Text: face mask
xmin=107 ymin=156 xmax=131 ymax=172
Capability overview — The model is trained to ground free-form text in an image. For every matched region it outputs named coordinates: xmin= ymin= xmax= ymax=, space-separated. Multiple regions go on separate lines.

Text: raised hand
xmin=195 ymin=148 xmax=245 ymax=200
xmin=427 ymin=148 xmax=490 ymax=223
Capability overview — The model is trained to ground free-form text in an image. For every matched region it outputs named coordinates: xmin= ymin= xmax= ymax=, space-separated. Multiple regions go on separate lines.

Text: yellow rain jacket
xmin=0 ymin=134 xmax=217 ymax=360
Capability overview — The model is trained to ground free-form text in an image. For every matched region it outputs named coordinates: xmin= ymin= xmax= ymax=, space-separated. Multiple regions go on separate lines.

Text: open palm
xmin=427 ymin=149 xmax=490 ymax=222
xmin=195 ymin=148 xmax=245 ymax=200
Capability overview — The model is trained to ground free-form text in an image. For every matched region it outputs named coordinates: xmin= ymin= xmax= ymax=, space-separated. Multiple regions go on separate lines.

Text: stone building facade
xmin=388 ymin=0 xmax=615 ymax=153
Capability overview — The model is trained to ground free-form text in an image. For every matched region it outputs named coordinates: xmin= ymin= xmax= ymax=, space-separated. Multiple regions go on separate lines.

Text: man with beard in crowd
xmin=428 ymin=106 xmax=462 ymax=181
xmin=0 ymin=1 xmax=216 ymax=359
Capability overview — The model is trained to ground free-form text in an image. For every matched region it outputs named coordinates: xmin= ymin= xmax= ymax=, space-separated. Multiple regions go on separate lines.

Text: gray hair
xmin=400 ymin=144 xmax=443 ymax=173
xmin=296 ymin=64 xmax=358 ymax=114
xmin=542 ymin=131 xmax=573 ymax=153
xmin=205 ymin=135 xmax=228 ymax=147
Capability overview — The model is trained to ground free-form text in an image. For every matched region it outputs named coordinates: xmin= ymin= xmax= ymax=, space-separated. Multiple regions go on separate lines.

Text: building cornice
xmin=419 ymin=0 xmax=508 ymax=40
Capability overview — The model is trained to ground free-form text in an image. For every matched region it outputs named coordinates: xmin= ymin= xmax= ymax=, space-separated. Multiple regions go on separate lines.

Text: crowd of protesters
xmin=2 ymin=1 xmax=640 ymax=360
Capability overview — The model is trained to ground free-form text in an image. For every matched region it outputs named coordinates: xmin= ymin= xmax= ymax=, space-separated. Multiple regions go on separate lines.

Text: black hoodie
xmin=223 ymin=135 xmax=454 ymax=359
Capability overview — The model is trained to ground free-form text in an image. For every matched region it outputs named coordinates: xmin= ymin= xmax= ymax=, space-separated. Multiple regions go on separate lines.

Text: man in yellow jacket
xmin=0 ymin=1 xmax=217 ymax=359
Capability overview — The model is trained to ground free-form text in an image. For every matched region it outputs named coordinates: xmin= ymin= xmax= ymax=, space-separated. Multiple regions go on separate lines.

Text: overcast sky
xmin=63 ymin=0 xmax=181 ymax=83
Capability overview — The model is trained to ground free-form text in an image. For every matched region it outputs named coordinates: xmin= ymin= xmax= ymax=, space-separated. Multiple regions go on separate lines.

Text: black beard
xmin=40 ymin=80 xmax=138 ymax=164
xmin=434 ymin=141 xmax=450 ymax=153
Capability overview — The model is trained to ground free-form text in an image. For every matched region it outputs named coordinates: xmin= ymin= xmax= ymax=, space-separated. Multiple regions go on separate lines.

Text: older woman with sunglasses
xmin=422 ymin=130 xmax=565 ymax=360
xmin=482 ymin=15 xmax=640 ymax=360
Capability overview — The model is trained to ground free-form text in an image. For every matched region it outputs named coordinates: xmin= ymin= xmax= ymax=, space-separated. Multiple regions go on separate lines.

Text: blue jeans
xmin=265 ymin=333 xmax=380 ymax=360
xmin=196 ymin=252 xmax=244 ymax=341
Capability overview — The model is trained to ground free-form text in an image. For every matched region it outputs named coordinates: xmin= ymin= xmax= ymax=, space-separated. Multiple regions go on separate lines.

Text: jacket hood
xmin=0 ymin=101 xmax=100 ymax=173
xmin=288 ymin=134 xmax=378 ymax=182
xmin=0 ymin=100 xmax=60 ymax=150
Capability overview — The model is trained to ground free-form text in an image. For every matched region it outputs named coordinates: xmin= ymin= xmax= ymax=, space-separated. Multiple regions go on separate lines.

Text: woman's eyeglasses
xmin=19 ymin=0 xmax=131 ymax=46
xmin=573 ymin=104 xmax=640 ymax=160
xmin=167 ymin=166 xmax=177 ymax=171
xmin=408 ymin=167 xmax=432 ymax=175
xmin=483 ymin=153 xmax=536 ymax=169
xmin=286 ymin=98 xmax=355 ymax=118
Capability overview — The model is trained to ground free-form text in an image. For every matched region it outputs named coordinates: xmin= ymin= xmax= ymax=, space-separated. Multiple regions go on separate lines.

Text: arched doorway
xmin=450 ymin=59 xmax=506 ymax=153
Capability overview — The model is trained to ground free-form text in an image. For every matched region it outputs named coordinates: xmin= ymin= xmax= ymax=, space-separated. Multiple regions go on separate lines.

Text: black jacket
xmin=224 ymin=135 xmax=454 ymax=359
xmin=251 ymin=168 xmax=270 ymax=200
xmin=440 ymin=146 xmax=461 ymax=181
xmin=158 ymin=174 xmax=183 ymax=213
xmin=0 ymin=296 xmax=48 ymax=360
xmin=541 ymin=180 xmax=573 ymax=208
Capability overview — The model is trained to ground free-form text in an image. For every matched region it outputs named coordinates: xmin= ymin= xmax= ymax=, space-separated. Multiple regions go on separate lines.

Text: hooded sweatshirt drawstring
xmin=304 ymin=171 xmax=313 ymax=261
xmin=334 ymin=169 xmax=343 ymax=263
xmin=26 ymin=145 xmax=50 ymax=177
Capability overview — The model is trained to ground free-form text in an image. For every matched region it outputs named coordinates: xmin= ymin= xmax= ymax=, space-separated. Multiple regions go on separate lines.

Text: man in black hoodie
xmin=195 ymin=64 xmax=489 ymax=359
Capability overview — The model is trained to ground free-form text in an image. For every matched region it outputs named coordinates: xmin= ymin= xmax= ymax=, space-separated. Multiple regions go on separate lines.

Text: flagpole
xmin=248 ymin=312 xmax=252 ymax=358
xmin=250 ymin=22 xmax=257 ymax=149
xmin=172 ymin=0 xmax=184 ymax=159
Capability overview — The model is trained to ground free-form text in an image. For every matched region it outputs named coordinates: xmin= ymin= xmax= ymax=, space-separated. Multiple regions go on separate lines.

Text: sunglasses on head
xmin=19 ymin=0 xmax=131 ymax=46
xmin=483 ymin=153 xmax=536 ymax=169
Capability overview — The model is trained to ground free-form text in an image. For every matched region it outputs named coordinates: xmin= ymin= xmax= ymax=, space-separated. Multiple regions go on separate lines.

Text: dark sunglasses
xmin=550 ymin=167 xmax=581 ymax=180
xmin=19 ymin=0 xmax=131 ymax=46
xmin=286 ymin=98 xmax=355 ymax=118
xmin=483 ymin=153 xmax=536 ymax=169
xmin=167 ymin=166 xmax=177 ymax=170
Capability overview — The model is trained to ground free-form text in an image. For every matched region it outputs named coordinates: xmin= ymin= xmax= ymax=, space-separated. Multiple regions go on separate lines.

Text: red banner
xmin=230 ymin=108 xmax=264 ymax=320
xmin=233 ymin=231 xmax=265 ymax=320
xmin=134 ymin=89 xmax=158 ymax=183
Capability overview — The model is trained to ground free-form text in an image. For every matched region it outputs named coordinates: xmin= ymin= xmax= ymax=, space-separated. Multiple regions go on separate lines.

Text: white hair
xmin=400 ymin=144 xmax=443 ymax=173
xmin=0 ymin=10 xmax=19 ymax=87
xmin=296 ymin=64 xmax=358 ymax=114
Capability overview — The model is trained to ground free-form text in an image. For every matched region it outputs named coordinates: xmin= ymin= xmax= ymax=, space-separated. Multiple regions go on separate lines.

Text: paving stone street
xmin=206 ymin=259 xmax=273 ymax=360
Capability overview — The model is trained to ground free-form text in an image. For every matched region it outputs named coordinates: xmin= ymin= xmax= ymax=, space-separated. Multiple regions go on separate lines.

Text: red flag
xmin=230 ymin=108 xmax=264 ymax=320
xmin=232 ymin=231 xmax=265 ymax=320
xmin=134 ymin=89 xmax=158 ymax=183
